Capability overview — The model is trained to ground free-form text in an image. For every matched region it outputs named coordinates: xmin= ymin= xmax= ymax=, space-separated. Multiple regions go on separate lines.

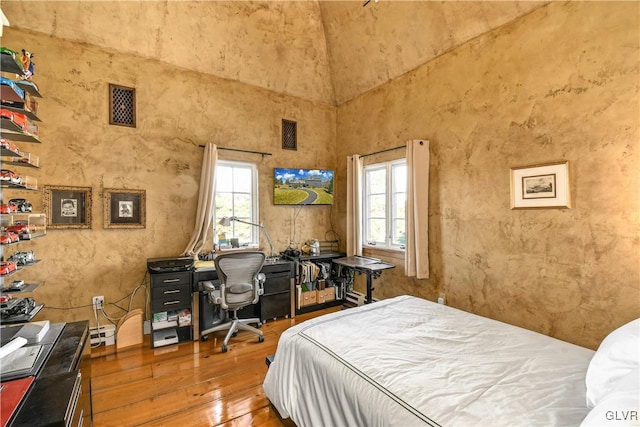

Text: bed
xmin=263 ymin=295 xmax=639 ymax=426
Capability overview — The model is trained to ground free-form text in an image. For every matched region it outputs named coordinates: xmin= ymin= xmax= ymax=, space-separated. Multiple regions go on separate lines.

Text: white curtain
xmin=346 ymin=154 xmax=363 ymax=257
xmin=183 ymin=143 xmax=218 ymax=259
xmin=405 ymin=140 xmax=430 ymax=278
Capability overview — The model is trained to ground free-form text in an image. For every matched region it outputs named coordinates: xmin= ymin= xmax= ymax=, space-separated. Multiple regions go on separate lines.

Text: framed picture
xmin=510 ymin=161 xmax=571 ymax=209
xmin=104 ymin=188 xmax=146 ymax=229
xmin=44 ymin=185 xmax=93 ymax=229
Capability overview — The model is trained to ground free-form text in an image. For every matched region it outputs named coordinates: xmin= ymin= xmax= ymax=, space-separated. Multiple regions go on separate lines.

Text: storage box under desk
xmin=299 ymin=290 xmax=317 ymax=307
xmin=317 ymin=287 xmax=336 ymax=304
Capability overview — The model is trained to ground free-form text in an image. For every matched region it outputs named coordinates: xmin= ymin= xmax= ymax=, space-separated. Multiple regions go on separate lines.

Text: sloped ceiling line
xmin=2 ymin=1 xmax=545 ymax=106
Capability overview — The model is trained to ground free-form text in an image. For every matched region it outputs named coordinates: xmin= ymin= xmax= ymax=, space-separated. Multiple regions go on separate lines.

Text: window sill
xmin=362 ymin=247 xmax=405 ymax=261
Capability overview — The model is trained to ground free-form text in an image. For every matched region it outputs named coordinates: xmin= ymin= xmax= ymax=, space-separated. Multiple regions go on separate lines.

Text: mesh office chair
xmin=200 ymin=251 xmax=266 ymax=353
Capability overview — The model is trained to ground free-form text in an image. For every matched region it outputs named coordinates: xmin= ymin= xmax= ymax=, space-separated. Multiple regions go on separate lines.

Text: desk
xmin=333 ymin=256 xmax=395 ymax=304
xmin=193 ymin=259 xmax=294 ymax=339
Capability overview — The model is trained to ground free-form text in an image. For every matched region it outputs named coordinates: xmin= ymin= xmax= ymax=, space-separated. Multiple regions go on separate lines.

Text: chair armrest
xmin=202 ymin=281 xmax=223 ymax=306
xmin=201 ymin=281 xmax=216 ymax=291
xmin=256 ymin=273 xmax=266 ymax=296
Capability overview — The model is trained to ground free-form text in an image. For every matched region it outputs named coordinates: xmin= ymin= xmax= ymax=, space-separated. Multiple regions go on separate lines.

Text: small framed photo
xmin=510 ymin=161 xmax=571 ymax=209
xmin=104 ymin=188 xmax=146 ymax=229
xmin=44 ymin=185 xmax=93 ymax=229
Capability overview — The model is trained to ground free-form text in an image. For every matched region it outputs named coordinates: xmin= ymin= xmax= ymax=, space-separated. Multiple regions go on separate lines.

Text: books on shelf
xmin=152 ymin=311 xmax=168 ymax=322
xmin=178 ymin=308 xmax=191 ymax=327
xmin=152 ymin=309 xmax=191 ymax=330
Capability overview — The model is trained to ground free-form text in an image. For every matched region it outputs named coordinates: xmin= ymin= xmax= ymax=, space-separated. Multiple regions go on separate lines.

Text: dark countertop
xmin=8 ymin=320 xmax=90 ymax=427
xmin=39 ymin=321 xmax=89 ymax=377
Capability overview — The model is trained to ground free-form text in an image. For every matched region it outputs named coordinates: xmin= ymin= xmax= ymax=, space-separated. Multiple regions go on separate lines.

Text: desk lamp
xmin=218 ymin=216 xmax=276 ymax=260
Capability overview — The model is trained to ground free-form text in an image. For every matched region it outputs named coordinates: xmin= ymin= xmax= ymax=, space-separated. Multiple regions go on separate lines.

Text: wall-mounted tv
xmin=274 ymin=168 xmax=334 ymax=205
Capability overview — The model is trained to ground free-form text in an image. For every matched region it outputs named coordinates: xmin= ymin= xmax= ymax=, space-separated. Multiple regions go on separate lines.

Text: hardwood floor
xmin=90 ymin=307 xmax=340 ymax=426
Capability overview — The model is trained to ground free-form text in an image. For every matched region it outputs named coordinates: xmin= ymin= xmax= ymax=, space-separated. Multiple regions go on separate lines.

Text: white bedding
xmin=263 ymin=295 xmax=594 ymax=427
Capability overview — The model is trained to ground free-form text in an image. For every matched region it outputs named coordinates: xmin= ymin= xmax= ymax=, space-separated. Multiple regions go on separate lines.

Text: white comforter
xmin=263 ymin=295 xmax=594 ymax=426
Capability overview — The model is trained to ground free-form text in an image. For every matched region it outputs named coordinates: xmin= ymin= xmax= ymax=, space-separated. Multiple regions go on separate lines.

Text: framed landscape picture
xmin=104 ymin=188 xmax=146 ymax=229
xmin=510 ymin=161 xmax=571 ymax=209
xmin=44 ymin=185 xmax=93 ymax=229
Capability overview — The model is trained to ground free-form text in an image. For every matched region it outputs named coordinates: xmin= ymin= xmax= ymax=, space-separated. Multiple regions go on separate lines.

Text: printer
xmin=146 ymin=256 xmax=194 ymax=274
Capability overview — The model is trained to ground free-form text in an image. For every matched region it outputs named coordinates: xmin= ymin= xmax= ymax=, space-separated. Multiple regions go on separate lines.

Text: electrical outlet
xmin=92 ymin=295 xmax=104 ymax=310
xmin=437 ymin=293 xmax=446 ymax=305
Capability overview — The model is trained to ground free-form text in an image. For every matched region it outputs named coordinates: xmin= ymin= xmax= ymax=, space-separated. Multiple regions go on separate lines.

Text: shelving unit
xmin=149 ymin=271 xmax=193 ymax=348
xmin=286 ymin=252 xmax=347 ymax=315
xmin=0 ymin=46 xmax=45 ymax=322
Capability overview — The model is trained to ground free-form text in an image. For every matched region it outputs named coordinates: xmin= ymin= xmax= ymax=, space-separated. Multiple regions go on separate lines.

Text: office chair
xmin=200 ymin=251 xmax=266 ymax=352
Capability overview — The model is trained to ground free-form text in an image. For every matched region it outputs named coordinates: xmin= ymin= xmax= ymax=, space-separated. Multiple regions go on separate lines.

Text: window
xmin=363 ymin=159 xmax=406 ymax=250
xmin=214 ymin=160 xmax=259 ymax=246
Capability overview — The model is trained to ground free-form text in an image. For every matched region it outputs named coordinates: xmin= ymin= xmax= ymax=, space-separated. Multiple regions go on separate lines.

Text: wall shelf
xmin=0 ymin=128 xmax=41 ymax=143
xmin=0 ymin=49 xmax=25 ymax=75
xmin=0 ymin=55 xmax=46 ymax=303
xmin=1 ymin=281 xmax=43 ymax=294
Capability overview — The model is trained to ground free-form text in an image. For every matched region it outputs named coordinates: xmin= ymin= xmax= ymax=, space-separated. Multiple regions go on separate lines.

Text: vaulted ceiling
xmin=1 ymin=1 xmax=545 ymax=106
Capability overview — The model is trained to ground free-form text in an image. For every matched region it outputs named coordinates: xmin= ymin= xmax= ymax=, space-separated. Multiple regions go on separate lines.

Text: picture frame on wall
xmin=104 ymin=188 xmax=146 ymax=229
xmin=510 ymin=161 xmax=571 ymax=209
xmin=44 ymin=185 xmax=93 ymax=229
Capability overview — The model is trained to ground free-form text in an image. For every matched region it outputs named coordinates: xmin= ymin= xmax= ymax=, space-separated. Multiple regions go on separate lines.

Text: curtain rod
xmin=199 ymin=145 xmax=272 ymax=157
xmin=360 ymin=145 xmax=406 ymax=158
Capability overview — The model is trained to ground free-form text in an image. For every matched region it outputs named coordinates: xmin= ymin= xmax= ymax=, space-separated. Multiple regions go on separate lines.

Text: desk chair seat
xmin=200 ymin=251 xmax=266 ymax=353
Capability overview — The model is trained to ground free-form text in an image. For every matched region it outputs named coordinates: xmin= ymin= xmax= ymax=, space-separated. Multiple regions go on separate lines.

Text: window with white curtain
xmin=214 ymin=160 xmax=259 ymax=246
xmin=363 ymin=159 xmax=407 ymax=250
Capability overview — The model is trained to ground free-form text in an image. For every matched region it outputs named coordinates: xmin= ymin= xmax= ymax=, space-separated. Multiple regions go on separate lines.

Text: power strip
xmin=90 ymin=324 xmax=116 ymax=346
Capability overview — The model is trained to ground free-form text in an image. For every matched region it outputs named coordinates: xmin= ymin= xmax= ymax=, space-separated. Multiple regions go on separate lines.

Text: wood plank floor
xmin=90 ymin=307 xmax=340 ymax=426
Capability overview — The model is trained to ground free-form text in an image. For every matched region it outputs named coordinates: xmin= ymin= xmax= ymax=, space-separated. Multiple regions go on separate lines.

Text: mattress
xmin=263 ymin=295 xmax=594 ymax=426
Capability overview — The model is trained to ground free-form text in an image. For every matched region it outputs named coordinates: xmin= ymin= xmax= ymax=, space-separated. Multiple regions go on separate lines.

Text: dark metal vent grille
xmin=109 ymin=84 xmax=136 ymax=127
xmin=282 ymin=119 xmax=297 ymax=150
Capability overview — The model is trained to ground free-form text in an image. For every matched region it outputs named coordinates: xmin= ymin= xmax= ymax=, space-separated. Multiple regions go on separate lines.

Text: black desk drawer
xmin=151 ymin=282 xmax=190 ymax=300
xmin=150 ymin=271 xmax=191 ymax=287
xmin=264 ymin=272 xmax=291 ymax=295
xmin=261 ymin=292 xmax=290 ymax=321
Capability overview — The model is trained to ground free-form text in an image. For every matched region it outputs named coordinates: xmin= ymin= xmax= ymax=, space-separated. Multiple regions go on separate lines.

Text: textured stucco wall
xmin=1 ymin=1 xmax=335 ymax=105
xmin=335 ymin=1 xmax=639 ymax=349
xmin=1 ymin=1 xmax=543 ymax=106
xmin=2 ymin=1 xmax=637 ymax=350
xmin=1 ymin=28 xmax=336 ymax=325
xmin=319 ymin=0 xmax=545 ymax=104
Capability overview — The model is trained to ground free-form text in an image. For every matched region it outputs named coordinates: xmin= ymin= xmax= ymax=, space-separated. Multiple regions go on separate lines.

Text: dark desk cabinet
xmin=259 ymin=262 xmax=294 ymax=322
xmin=10 ymin=321 xmax=92 ymax=427
xmin=194 ymin=260 xmax=294 ymax=333
xmin=149 ymin=271 xmax=193 ymax=348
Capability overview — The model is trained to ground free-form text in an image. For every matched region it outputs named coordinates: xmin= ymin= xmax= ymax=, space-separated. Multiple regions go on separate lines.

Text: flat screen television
xmin=274 ymin=168 xmax=334 ymax=205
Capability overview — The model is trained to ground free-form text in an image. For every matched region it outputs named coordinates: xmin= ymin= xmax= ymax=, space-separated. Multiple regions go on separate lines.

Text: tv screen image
xmin=274 ymin=168 xmax=334 ymax=205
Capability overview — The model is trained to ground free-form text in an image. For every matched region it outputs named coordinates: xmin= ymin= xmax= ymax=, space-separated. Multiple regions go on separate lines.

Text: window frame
xmin=214 ymin=160 xmax=260 ymax=246
xmin=362 ymin=158 xmax=406 ymax=252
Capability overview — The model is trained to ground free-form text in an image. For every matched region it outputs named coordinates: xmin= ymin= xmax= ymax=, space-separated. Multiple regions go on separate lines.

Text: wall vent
xmin=282 ymin=119 xmax=297 ymax=150
xmin=109 ymin=84 xmax=136 ymax=127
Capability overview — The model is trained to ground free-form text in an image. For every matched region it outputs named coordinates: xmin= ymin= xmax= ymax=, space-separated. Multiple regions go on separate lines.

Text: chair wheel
xmin=257 ymin=322 xmax=262 ymax=328
xmin=232 ymin=332 xmax=238 ymax=337
xmin=222 ymin=344 xmax=228 ymax=353
xmin=201 ymin=335 xmax=209 ymax=341
xmin=258 ymin=335 xmax=264 ymax=343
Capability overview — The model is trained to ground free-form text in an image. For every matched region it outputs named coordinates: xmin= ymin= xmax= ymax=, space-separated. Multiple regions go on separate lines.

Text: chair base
xmin=200 ymin=316 xmax=264 ymax=352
